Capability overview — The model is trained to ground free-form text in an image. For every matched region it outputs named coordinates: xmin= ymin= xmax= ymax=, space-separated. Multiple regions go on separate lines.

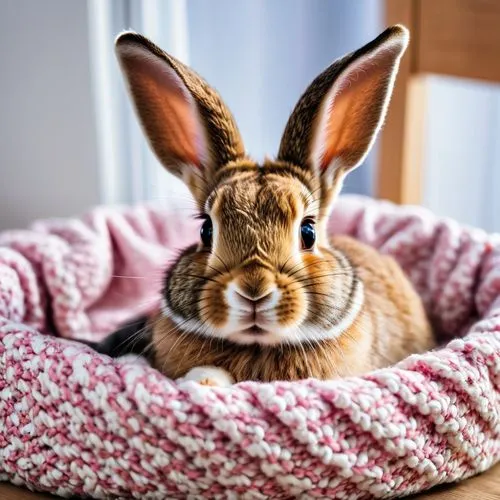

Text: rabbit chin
xmin=224 ymin=323 xmax=348 ymax=346
xmin=229 ymin=327 xmax=307 ymax=346
xmin=227 ymin=327 xmax=296 ymax=346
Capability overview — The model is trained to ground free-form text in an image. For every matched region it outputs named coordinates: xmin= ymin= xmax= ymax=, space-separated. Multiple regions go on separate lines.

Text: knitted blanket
xmin=0 ymin=196 xmax=499 ymax=499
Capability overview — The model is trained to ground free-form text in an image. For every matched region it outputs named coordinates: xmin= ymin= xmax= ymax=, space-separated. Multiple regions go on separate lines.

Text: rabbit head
xmin=115 ymin=26 xmax=409 ymax=348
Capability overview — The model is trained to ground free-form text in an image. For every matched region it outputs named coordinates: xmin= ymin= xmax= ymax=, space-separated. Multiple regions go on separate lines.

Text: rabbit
xmin=86 ymin=24 xmax=434 ymax=387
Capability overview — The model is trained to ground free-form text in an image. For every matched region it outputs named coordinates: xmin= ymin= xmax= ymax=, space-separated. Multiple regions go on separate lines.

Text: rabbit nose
xmin=231 ymin=264 xmax=277 ymax=310
xmin=234 ymin=288 xmax=275 ymax=309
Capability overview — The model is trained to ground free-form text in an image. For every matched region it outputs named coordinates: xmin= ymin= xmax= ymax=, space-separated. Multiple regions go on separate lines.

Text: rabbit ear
xmin=115 ymin=32 xmax=245 ymax=197
xmin=277 ymin=25 xmax=408 ymax=199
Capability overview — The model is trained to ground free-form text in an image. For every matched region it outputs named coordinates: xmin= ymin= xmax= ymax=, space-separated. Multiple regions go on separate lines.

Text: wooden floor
xmin=411 ymin=463 xmax=500 ymax=499
xmin=1 ymin=463 xmax=499 ymax=499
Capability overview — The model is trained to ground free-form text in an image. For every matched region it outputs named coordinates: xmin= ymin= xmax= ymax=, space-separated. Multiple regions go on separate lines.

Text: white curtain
xmin=94 ymin=0 xmax=382 ymax=210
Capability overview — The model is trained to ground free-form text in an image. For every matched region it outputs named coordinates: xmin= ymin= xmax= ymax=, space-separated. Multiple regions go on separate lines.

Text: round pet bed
xmin=0 ymin=195 xmax=499 ymax=499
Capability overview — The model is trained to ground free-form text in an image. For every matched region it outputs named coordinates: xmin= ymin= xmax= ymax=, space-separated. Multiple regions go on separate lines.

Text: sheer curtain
xmin=91 ymin=0 xmax=382 ymax=209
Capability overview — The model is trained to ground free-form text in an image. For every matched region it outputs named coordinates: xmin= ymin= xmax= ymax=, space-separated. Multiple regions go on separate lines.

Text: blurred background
xmin=0 ymin=0 xmax=499 ymax=231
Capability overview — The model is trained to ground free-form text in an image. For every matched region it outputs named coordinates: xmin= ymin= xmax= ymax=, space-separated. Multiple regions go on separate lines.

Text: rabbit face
xmin=163 ymin=160 xmax=363 ymax=346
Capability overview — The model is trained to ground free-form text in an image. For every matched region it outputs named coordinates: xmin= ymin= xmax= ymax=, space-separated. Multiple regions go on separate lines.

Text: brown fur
xmin=116 ymin=25 xmax=435 ymax=384
xmin=151 ymin=220 xmax=433 ymax=383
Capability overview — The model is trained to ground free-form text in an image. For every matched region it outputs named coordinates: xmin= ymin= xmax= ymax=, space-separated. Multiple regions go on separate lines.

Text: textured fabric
xmin=0 ymin=195 xmax=499 ymax=499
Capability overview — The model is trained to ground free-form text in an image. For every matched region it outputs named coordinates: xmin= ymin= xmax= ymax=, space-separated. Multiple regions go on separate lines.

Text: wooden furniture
xmin=412 ymin=462 xmax=500 ymax=500
xmin=378 ymin=0 xmax=500 ymax=204
xmin=0 ymin=483 xmax=54 ymax=499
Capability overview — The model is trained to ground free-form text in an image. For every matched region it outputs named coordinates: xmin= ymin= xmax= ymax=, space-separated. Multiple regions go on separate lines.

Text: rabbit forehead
xmin=212 ymin=170 xmax=311 ymax=223
xmin=208 ymin=169 xmax=312 ymax=264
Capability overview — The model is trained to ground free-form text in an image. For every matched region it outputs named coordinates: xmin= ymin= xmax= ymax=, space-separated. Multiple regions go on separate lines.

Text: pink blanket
xmin=0 ymin=196 xmax=499 ymax=498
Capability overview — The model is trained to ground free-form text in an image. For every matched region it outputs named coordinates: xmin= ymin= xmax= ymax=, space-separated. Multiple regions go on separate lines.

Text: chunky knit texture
xmin=0 ymin=196 xmax=499 ymax=499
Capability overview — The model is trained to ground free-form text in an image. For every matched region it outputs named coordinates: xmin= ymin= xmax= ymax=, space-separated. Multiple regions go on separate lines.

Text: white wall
xmin=1 ymin=1 xmax=499 ymax=234
xmin=0 ymin=0 xmax=100 ymax=230
xmin=423 ymin=76 xmax=500 ymax=232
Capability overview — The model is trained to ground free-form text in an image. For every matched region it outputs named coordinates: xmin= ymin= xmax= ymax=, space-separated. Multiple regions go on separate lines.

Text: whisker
xmin=114 ymin=324 xmax=150 ymax=353
xmin=173 ymin=272 xmax=222 ymax=285
xmin=321 ymin=339 xmax=342 ymax=378
xmin=211 ymin=250 xmax=231 ymax=274
xmin=303 ymin=185 xmax=322 ymax=207
xmin=176 ymin=322 xmax=212 ymax=370
xmin=283 ymin=258 xmax=312 ymax=278
xmin=292 ymin=330 xmax=313 ymax=379
xmin=279 ymin=254 xmax=295 ymax=274
xmin=203 ymin=261 xmax=225 ymax=277
xmin=286 ymin=259 xmax=336 ymax=279
xmin=297 ymin=326 xmax=340 ymax=379
xmin=304 ymin=291 xmax=364 ymax=314
xmin=110 ymin=275 xmax=152 ymax=280
xmin=295 ymin=281 xmax=348 ymax=291
xmin=292 ymin=270 xmax=352 ymax=284
xmin=154 ymin=313 xmax=211 ymax=371
xmin=178 ymin=251 xmax=230 ymax=278
xmin=189 ymin=170 xmax=212 ymax=199
xmin=140 ymin=303 xmax=213 ymax=366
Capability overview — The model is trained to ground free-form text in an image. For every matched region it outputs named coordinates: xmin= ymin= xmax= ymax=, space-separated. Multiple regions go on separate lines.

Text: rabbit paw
xmin=183 ymin=366 xmax=234 ymax=388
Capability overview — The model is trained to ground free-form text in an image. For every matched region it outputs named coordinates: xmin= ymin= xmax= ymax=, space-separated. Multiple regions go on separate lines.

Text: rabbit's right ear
xmin=277 ymin=25 xmax=409 ymax=213
xmin=115 ymin=32 xmax=245 ymax=203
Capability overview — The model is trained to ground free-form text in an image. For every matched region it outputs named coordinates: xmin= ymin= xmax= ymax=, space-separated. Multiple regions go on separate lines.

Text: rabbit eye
xmin=300 ymin=219 xmax=316 ymax=250
xmin=200 ymin=217 xmax=213 ymax=247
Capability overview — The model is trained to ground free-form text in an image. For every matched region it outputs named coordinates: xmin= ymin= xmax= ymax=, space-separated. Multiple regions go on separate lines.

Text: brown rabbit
xmin=89 ymin=25 xmax=434 ymax=387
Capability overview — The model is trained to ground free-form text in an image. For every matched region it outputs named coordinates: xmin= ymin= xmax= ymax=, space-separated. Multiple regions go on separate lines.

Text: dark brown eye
xmin=301 ymin=219 xmax=316 ymax=249
xmin=200 ymin=217 xmax=213 ymax=247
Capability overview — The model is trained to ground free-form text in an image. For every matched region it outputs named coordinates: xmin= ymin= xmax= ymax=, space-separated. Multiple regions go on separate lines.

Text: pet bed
xmin=0 ymin=195 xmax=499 ymax=499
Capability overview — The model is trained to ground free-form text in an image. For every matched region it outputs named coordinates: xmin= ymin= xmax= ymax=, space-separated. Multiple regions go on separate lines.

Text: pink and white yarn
xmin=0 ymin=196 xmax=499 ymax=499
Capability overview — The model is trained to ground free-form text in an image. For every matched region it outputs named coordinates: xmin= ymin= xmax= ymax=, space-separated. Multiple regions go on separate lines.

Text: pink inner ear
xmin=312 ymin=43 xmax=403 ymax=174
xmin=119 ymin=45 xmax=208 ymax=171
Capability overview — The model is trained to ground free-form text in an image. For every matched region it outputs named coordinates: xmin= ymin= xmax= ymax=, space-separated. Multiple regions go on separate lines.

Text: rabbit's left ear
xmin=277 ymin=25 xmax=408 ymax=198
xmin=115 ymin=32 xmax=245 ymax=203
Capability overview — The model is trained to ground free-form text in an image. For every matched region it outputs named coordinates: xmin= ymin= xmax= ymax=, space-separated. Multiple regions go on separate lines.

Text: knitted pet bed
xmin=1 ymin=196 xmax=499 ymax=499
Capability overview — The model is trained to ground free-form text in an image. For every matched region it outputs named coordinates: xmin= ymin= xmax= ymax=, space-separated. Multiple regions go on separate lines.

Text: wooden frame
xmin=377 ymin=0 xmax=500 ymax=204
